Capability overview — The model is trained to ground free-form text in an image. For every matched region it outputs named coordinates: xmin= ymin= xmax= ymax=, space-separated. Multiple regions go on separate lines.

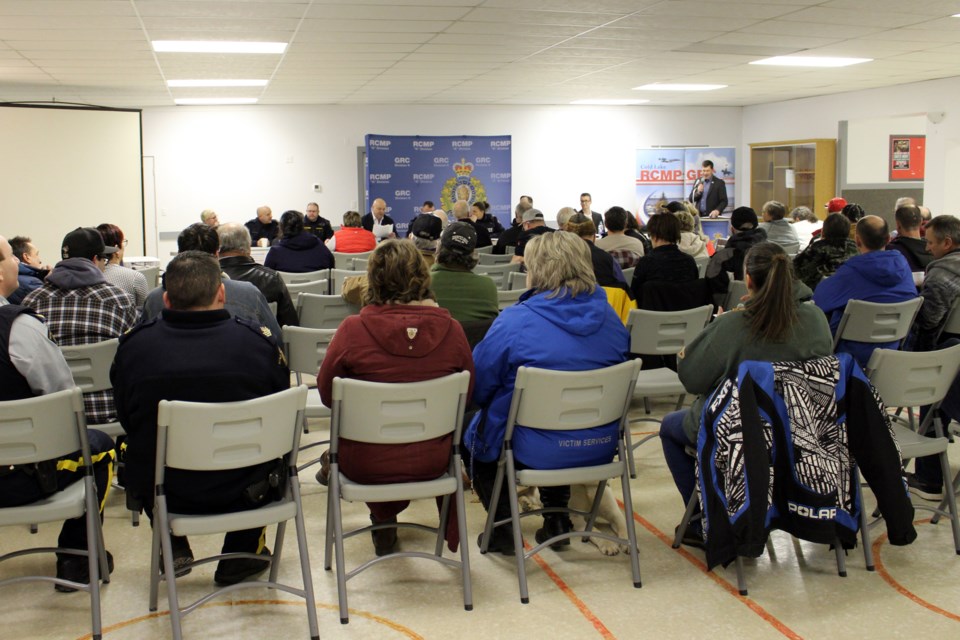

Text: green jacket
xmin=430 ymin=263 xmax=499 ymax=323
xmin=678 ymin=283 xmax=833 ymax=441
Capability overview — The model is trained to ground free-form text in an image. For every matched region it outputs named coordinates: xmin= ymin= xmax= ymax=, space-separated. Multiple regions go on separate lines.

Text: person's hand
xmin=709 ymin=210 xmax=720 ymax=218
xmin=696 ymin=183 xmax=704 ymax=195
xmin=257 ymin=238 xmax=269 ymax=247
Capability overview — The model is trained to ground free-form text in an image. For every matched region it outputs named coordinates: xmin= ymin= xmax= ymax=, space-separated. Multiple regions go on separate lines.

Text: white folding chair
xmin=694 ymin=255 xmax=710 ymax=278
xmin=296 ymin=292 xmax=359 ymax=329
xmin=478 ymin=252 xmax=513 ymax=266
xmin=934 ymin=295 xmax=960 ymax=344
xmin=507 ymin=271 xmax=527 ymax=291
xmin=278 ymin=269 xmax=330 ymax=286
xmin=282 ymin=326 xmax=336 ymax=470
xmin=0 ymin=388 xmax=110 ymax=640
xmin=328 ymin=269 xmax=365 ymax=295
xmin=333 ymin=250 xmax=373 ymax=270
xmin=863 ymin=345 xmax=960 ymax=557
xmin=475 ymin=245 xmax=494 ymax=255
xmin=475 ymin=262 xmax=521 ymax=291
xmin=478 ymin=361 xmax=643 ymax=603
xmin=621 ymin=267 xmax=635 ymax=284
xmin=497 ymin=288 xmax=524 ymax=310
xmin=149 ymin=386 xmax=318 ymax=640
xmin=324 ymin=372 xmax=472 ymax=624
xmin=133 ymin=265 xmax=160 ymax=289
xmin=832 ymin=297 xmax=923 ymax=352
xmin=624 ymin=305 xmax=713 ymax=477
xmin=352 ymin=258 xmax=368 ymax=272
xmin=284 ymin=279 xmax=329 ymax=298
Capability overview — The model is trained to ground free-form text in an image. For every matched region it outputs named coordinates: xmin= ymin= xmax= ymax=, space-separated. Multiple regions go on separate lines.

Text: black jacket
xmin=887 ymin=235 xmax=933 ymax=272
xmin=690 ymin=176 xmax=728 ymax=216
xmin=219 ymin=255 xmax=299 ymax=328
xmin=631 ymin=244 xmax=699 ymax=302
xmin=245 ymin=218 xmax=279 ymax=246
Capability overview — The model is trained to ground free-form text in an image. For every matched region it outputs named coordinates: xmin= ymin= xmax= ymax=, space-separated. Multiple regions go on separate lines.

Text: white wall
xmin=742 ymin=75 xmax=960 ymax=214
xmin=846 ymin=115 xmax=925 ymax=185
xmin=142 ymin=104 xmax=741 ymax=261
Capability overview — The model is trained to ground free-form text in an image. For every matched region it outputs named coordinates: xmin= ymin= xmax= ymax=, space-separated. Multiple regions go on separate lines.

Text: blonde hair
xmin=363 ymin=239 xmax=435 ymax=305
xmin=524 ymin=231 xmax=596 ymax=299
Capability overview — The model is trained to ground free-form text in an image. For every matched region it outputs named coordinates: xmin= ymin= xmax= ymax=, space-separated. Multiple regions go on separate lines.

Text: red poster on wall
xmin=889 ymin=135 xmax=925 ymax=181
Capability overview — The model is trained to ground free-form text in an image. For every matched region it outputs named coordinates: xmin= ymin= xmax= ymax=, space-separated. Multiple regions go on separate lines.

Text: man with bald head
xmin=451 ymin=199 xmax=492 ymax=248
xmin=245 ymin=206 xmax=278 ymax=247
xmin=361 ymin=198 xmax=396 ymax=240
xmin=813 ymin=214 xmax=917 ymax=367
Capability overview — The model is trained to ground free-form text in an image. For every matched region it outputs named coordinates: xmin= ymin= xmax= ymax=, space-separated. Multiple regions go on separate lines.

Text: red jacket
xmin=332 ymin=227 xmax=376 ymax=253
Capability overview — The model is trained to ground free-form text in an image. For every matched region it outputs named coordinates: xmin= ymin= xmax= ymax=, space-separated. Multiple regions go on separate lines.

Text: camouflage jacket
xmin=792 ymin=238 xmax=858 ymax=291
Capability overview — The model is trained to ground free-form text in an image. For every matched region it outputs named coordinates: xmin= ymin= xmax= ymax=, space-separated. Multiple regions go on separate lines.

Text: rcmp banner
xmin=635 ymin=147 xmax=736 ymax=224
xmin=366 ymin=134 xmax=513 ymax=235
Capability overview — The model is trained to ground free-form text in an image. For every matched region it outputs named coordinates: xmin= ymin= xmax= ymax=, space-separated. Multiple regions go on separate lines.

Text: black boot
xmin=535 ymin=515 xmax=572 ymax=551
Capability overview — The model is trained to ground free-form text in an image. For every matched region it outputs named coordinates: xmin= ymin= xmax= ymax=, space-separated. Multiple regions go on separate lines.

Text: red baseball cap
xmin=826 ymin=197 xmax=847 ymax=213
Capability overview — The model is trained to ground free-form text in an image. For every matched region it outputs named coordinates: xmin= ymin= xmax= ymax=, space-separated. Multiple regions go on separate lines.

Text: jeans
xmin=659 ymin=409 xmax=697 ymax=506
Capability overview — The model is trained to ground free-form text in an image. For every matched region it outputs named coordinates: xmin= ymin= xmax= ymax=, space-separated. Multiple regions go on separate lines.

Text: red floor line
xmin=621 ymin=500 xmax=803 ymax=640
xmin=525 ymin=540 xmax=618 ymax=640
xmin=872 ymin=520 xmax=960 ymax=623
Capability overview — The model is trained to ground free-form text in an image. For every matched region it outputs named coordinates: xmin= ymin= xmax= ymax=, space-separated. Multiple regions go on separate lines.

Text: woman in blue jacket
xmin=465 ymin=231 xmax=630 ymax=555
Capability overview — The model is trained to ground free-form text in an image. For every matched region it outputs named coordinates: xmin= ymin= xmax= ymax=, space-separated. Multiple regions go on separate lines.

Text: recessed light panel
xmin=750 ymin=56 xmax=872 ymax=67
xmin=174 ymin=98 xmax=259 ymax=106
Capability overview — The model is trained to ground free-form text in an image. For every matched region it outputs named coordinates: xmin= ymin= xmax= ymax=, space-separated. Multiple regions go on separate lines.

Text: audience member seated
xmin=200 ymin=209 xmax=219 ymax=227
xmin=564 ymin=214 xmax=632 ymax=320
xmin=493 ymin=200 xmax=531 ymax=255
xmin=245 ymin=206 xmax=278 ymax=247
xmin=472 ymin=201 xmax=504 ymax=238
xmin=430 ymin=222 xmax=499 ymax=323
xmin=511 ymin=207 xmax=554 ymax=265
xmin=596 ymin=206 xmax=646 ymax=268
xmin=789 ymin=206 xmax=821 ymax=251
xmin=316 ymin=240 xmax=475 ymax=556
xmin=660 ymin=242 xmax=833 ymax=548
xmin=451 ymin=200 xmax=492 ymax=249
xmin=7 ymin=235 xmax=50 ymax=304
xmin=630 ymin=213 xmax=699 ymax=305
xmin=813 ymin=216 xmax=916 ymax=368
xmin=264 ymin=210 xmax=335 ymax=273
xmin=675 ymin=208 xmax=710 ymax=258
xmin=809 ymin=197 xmax=847 ymax=241
xmin=112 ymin=251 xmax=289 ymax=585
xmin=326 ymin=210 xmax=376 ymax=253
xmin=624 ymin=210 xmax=653 ymax=255
xmin=97 ymin=223 xmax=148 ymax=307
xmin=141 ymin=223 xmax=280 ymax=336
xmin=759 ymin=200 xmax=799 ymax=247
xmin=792 ymin=213 xmax=858 ymax=291
xmin=23 ymin=227 xmax=137 ymax=425
xmin=704 ymin=206 xmax=767 ymax=299
xmin=464 ymin=231 xmax=629 ymax=555
xmin=841 ymin=203 xmax=865 ymax=239
xmin=887 ymin=204 xmax=933 ymax=272
xmin=0 ymin=233 xmax=116 ymax=590
xmin=217 ymin=223 xmax=298 ymax=328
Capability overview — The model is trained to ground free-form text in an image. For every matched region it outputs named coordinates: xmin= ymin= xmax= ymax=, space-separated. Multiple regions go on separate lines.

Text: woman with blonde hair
xmin=317 ymin=239 xmax=474 ymax=556
xmin=464 ymin=231 xmax=629 ymax=554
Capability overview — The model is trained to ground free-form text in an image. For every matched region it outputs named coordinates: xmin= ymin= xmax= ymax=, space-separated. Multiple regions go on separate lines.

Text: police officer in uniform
xmin=111 ymin=250 xmax=290 ymax=585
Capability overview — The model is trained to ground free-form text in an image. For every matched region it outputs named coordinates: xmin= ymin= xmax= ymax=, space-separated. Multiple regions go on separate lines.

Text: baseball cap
xmin=522 ymin=208 xmax=545 ymax=223
xmin=440 ymin=222 xmax=477 ymax=254
xmin=409 ymin=214 xmax=442 ymax=241
xmin=826 ymin=197 xmax=847 ymax=213
xmin=730 ymin=206 xmax=758 ymax=232
xmin=61 ymin=227 xmax=118 ymax=260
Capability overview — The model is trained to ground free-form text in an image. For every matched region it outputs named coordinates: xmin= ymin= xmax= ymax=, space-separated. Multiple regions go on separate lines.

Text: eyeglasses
xmin=122 ymin=239 xmax=129 ymax=247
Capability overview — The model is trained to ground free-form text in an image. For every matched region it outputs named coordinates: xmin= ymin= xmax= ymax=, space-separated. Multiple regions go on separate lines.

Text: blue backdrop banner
xmin=366 ymin=134 xmax=512 ymax=235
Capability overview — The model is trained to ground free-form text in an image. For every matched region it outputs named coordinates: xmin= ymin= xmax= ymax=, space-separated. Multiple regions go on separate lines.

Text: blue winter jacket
xmin=812 ymin=249 xmax=917 ymax=368
xmin=464 ymin=286 xmax=630 ymax=468
xmin=8 ymin=262 xmax=46 ymax=304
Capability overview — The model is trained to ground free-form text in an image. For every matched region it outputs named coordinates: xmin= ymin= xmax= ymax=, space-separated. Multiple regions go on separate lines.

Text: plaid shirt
xmin=22 ymin=281 xmax=137 ymax=424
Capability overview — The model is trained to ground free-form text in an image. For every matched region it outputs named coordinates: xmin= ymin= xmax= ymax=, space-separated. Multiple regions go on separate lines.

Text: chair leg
xmin=269 ymin=521 xmax=286 ymax=583
xmin=643 ymin=396 xmax=651 ymax=414
xmin=479 ymin=459 xmax=507 ymax=554
xmin=156 ymin=497 xmax=184 ymax=640
xmin=674 ymin=393 xmax=686 ymax=411
xmin=290 ymin=478 xmax=320 ymax=640
xmin=436 ymin=494 xmax=452 ymax=557
xmin=330 ymin=468 xmax=350 ymax=624
xmin=453 ymin=456 xmax=473 ymax=612
xmin=673 ymin=492 xmax=700 ymax=549
xmin=148 ymin=513 xmax=162 ymax=612
xmin=834 ymin=537 xmax=847 ymax=577
xmin=504 ymin=455 xmax=529 ymax=604
xmin=854 ymin=470 xmax=874 ymax=571
xmin=624 ymin=425 xmax=638 ymax=479
xmin=324 ymin=482 xmax=335 ymax=570
xmin=735 ymin=557 xmax=748 ymax=596
xmin=84 ymin=477 xmax=103 ymax=640
xmin=938 ymin=451 xmax=960 ymax=554
xmin=619 ymin=461 xmax=643 ymax=588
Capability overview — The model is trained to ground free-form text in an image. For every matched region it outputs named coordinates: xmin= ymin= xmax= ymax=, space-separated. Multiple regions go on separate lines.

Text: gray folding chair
xmin=624 ymin=305 xmax=713 ymax=477
xmin=934 ymin=295 xmax=960 ymax=344
xmin=723 ymin=279 xmax=748 ymax=311
xmin=478 ymin=252 xmax=513 ymax=266
xmin=352 ymin=258 xmax=368 ymax=272
xmin=475 ymin=262 xmax=521 ymax=291
xmin=621 ymin=267 xmax=635 ymax=284
xmin=781 ymin=241 xmax=800 ymax=257
xmin=507 ymin=271 xmax=527 ymax=291
xmin=333 ymin=250 xmax=373 ymax=271
xmin=328 ymin=268 xmax=365 ymax=295
xmin=296 ymin=292 xmax=359 ymax=329
xmin=133 ymin=265 xmax=160 ymax=289
xmin=475 ymin=245 xmax=494 ymax=255
xmin=0 ymin=388 xmax=109 ymax=640
xmin=478 ymin=360 xmax=643 ymax=603
xmin=863 ymin=345 xmax=960 ymax=557
xmin=149 ymin=386 xmax=318 ymax=640
xmin=278 ymin=268 xmax=329 ymax=286
xmin=832 ymin=297 xmax=923 ymax=352
xmin=285 ymin=279 xmax=329 ymax=297
xmin=282 ymin=325 xmax=336 ymax=469
xmin=324 ymin=371 xmax=473 ymax=624
xmin=497 ymin=288 xmax=524 ymax=310
xmin=694 ymin=255 xmax=710 ymax=278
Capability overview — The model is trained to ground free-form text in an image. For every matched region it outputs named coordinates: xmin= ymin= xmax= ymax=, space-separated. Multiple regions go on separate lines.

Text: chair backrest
xmin=333 ymin=251 xmax=373 ymax=270
xmin=478 ymin=252 xmax=513 ymax=266
xmin=507 ymin=271 xmax=527 ymax=291
xmin=475 ymin=262 xmax=520 ymax=291
xmin=134 ymin=265 xmax=160 ymax=289
xmin=283 ymin=326 xmax=337 ymax=375
xmin=832 ymin=297 xmax=923 ymax=350
xmin=626 ymin=305 xmax=713 ymax=355
xmin=330 ymin=371 xmax=470 ymax=446
xmin=328 ymin=269 xmax=365 ymax=295
xmin=724 ymin=280 xmax=748 ymax=310
xmin=475 ymin=245 xmax=494 ymax=255
xmin=621 ymin=267 xmax=635 ymax=284
xmin=285 ymin=279 xmax=329 ymax=297
xmin=694 ymin=255 xmax=710 ymax=278
xmin=60 ymin=338 xmax=119 ymax=394
xmin=504 ymin=361 xmax=641 ymax=438
xmin=0 ymin=387 xmax=86 ymax=466
xmin=297 ymin=292 xmax=359 ymax=329
xmin=156 ymin=386 xmax=308 ymax=474
xmin=936 ymin=296 xmax=960 ymax=343
xmin=352 ymin=258 xmax=368 ymax=272
xmin=781 ymin=241 xmax=800 ymax=257
xmin=497 ymin=288 xmax=523 ymax=310
xmin=865 ymin=343 xmax=960 ymax=410
xmin=278 ymin=269 xmax=329 ymax=285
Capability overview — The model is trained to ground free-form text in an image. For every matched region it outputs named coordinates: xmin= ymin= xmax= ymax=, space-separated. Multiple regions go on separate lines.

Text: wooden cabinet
xmin=750 ymin=139 xmax=836 ymax=219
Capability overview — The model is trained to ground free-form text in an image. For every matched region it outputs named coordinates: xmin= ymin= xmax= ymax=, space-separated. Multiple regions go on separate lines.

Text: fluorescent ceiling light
xmin=633 ymin=83 xmax=726 ymax=91
xmin=153 ymin=41 xmax=287 ymax=54
xmin=168 ymin=79 xmax=269 ymax=88
xmin=750 ymin=56 xmax=872 ymax=67
xmin=570 ymin=99 xmax=649 ymax=105
xmin=174 ymin=98 xmax=259 ymax=106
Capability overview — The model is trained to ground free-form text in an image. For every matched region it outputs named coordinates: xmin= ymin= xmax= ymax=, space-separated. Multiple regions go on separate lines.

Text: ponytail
xmin=744 ymin=242 xmax=797 ymax=342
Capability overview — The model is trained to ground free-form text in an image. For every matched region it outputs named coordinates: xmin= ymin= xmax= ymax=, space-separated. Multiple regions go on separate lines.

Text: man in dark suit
xmin=360 ymin=198 xmax=396 ymax=240
xmin=689 ymin=160 xmax=728 ymax=219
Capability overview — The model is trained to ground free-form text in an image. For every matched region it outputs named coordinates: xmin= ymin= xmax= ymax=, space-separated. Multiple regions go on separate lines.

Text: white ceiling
xmin=0 ymin=0 xmax=959 ymax=108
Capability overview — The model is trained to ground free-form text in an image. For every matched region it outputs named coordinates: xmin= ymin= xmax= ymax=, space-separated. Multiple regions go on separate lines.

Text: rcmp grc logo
xmin=440 ymin=158 xmax=488 ymax=212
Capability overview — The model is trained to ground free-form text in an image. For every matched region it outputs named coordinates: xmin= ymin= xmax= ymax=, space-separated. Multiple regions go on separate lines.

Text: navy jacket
xmin=8 ymin=263 xmax=46 ymax=305
xmin=264 ymin=232 xmax=334 ymax=273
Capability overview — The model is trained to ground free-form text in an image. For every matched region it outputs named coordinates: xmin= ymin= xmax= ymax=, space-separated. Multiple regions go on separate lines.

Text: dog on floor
xmin=516 ymin=484 xmax=630 ymax=556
